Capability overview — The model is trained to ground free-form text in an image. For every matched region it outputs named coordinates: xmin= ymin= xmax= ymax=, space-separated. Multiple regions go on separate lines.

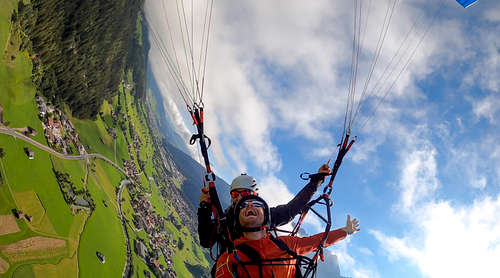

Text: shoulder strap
xmin=235 ymin=244 xmax=262 ymax=262
xmin=269 ymin=237 xmax=305 ymax=278
xmin=270 ymin=236 xmax=299 ymax=258
xmin=234 ymin=244 xmax=263 ymax=278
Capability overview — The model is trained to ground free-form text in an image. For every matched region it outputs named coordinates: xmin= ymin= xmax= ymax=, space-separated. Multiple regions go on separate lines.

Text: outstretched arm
xmin=270 ymin=164 xmax=330 ymax=227
xmin=284 ymin=215 xmax=360 ymax=256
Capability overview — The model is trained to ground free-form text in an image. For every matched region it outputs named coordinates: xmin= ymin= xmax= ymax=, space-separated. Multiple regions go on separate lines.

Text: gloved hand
xmin=317 ymin=164 xmax=331 ymax=175
xmin=200 ymin=187 xmax=211 ymax=205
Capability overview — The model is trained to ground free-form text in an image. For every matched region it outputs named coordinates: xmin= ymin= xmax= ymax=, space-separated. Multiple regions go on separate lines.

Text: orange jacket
xmin=215 ymin=229 xmax=347 ymax=278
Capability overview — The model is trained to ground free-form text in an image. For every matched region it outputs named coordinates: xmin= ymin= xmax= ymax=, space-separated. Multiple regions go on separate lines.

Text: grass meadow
xmin=77 ymin=165 xmax=126 ymax=278
xmin=0 ymin=135 xmax=74 ymax=237
xmin=32 ymin=256 xmax=78 ymax=278
xmin=0 ymin=3 xmax=46 ymax=146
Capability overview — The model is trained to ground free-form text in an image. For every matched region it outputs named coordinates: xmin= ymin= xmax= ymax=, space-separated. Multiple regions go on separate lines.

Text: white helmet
xmin=230 ymin=174 xmax=258 ymax=192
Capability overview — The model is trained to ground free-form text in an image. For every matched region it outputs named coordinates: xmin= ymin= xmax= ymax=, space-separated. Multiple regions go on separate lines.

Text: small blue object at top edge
xmin=456 ymin=0 xmax=478 ymax=8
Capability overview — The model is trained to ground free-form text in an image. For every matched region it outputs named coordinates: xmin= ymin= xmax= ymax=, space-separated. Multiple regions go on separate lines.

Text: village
xmin=36 ymin=95 xmax=86 ymax=155
xmin=1 ymin=92 xmax=202 ymax=278
xmin=129 ymin=188 xmax=177 ymax=278
xmin=125 ymin=123 xmax=202 ymax=278
xmin=34 ymin=94 xmax=184 ymax=277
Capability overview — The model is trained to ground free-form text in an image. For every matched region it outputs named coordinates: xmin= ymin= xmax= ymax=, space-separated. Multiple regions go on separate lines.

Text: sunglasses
xmin=240 ymin=200 xmax=265 ymax=208
xmin=231 ymin=190 xmax=252 ymax=198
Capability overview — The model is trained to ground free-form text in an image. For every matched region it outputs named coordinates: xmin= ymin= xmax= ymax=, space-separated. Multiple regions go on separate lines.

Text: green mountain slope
xmin=0 ymin=1 xmax=211 ymax=277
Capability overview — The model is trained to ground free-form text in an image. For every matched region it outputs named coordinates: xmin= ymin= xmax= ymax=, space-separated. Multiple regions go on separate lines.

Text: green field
xmin=71 ymin=117 xmax=115 ymax=163
xmin=148 ymin=180 xmax=168 ymax=218
xmin=11 ymin=264 xmax=35 ymax=278
xmin=50 ymin=158 xmax=87 ymax=192
xmin=0 ymin=1 xmax=46 ymax=147
xmin=32 ymin=256 xmax=78 ymax=278
xmin=77 ymin=174 xmax=126 ymax=278
xmin=0 ymin=135 xmax=74 ymax=237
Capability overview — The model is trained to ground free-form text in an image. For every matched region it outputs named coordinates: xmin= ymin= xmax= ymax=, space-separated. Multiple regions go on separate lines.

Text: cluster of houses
xmin=131 ymin=194 xmax=177 ymax=277
xmin=36 ymin=96 xmax=85 ymax=155
xmin=157 ymin=179 xmax=198 ymax=238
xmin=123 ymin=159 xmax=141 ymax=184
xmin=12 ymin=208 xmax=32 ymax=222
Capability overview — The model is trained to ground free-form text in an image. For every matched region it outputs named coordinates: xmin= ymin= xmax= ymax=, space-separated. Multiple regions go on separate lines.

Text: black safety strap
xmin=269 ymin=237 xmax=298 ymax=258
xmin=235 ymin=244 xmax=264 ymax=278
xmin=232 ymin=239 xmax=310 ymax=278
xmin=269 ymin=237 xmax=307 ymax=278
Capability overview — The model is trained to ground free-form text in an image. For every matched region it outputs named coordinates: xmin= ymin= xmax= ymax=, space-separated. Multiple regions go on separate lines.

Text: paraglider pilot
xmin=198 ymin=165 xmax=331 ymax=272
xmin=215 ymin=195 xmax=360 ymax=278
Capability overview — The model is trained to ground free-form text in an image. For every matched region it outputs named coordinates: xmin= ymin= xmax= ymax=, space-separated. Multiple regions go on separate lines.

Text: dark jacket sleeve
xmin=198 ymin=203 xmax=216 ymax=248
xmin=270 ymin=174 xmax=325 ymax=227
xmin=198 ymin=204 xmax=236 ymax=253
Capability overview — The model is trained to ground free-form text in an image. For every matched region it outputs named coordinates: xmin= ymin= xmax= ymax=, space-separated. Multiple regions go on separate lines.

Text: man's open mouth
xmin=245 ymin=210 xmax=256 ymax=216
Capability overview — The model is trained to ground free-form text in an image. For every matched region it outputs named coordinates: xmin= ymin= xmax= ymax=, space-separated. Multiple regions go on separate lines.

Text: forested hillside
xmin=11 ymin=0 xmax=146 ymax=119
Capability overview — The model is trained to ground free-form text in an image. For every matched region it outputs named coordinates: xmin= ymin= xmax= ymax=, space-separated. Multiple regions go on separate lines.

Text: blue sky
xmin=145 ymin=0 xmax=500 ymax=277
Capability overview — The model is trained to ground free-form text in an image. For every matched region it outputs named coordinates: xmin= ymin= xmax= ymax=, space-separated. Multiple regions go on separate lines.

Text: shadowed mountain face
xmin=147 ymin=64 xmax=192 ymax=156
xmin=163 ymin=142 xmax=231 ymax=210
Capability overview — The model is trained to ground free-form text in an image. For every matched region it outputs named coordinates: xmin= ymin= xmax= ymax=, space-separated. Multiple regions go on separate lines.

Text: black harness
xmin=230 ymin=236 xmax=313 ymax=278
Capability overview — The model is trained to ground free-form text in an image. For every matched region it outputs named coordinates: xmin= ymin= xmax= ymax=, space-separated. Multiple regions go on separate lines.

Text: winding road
xmin=0 ymin=126 xmax=132 ymax=276
xmin=0 ymin=127 xmax=126 ymax=174
xmin=118 ymin=179 xmax=132 ymax=278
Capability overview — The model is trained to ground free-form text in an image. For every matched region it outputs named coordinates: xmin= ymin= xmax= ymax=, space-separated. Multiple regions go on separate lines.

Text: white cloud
xmin=396 ymin=129 xmax=439 ymax=211
xmin=472 ymin=94 xmax=500 ymax=124
xmin=483 ymin=4 xmax=500 ymax=22
xmin=144 ymin=1 xmax=500 ymax=278
xmin=370 ymin=230 xmax=422 ymax=263
xmin=466 ymin=20 xmax=500 ymax=92
xmin=359 ymin=247 xmax=374 ymax=257
xmin=325 ymin=240 xmax=381 ymax=278
xmin=258 ymin=175 xmax=294 ymax=207
xmin=437 ymin=128 xmax=500 ymax=191
xmin=373 ymin=196 xmax=500 ymax=278
xmin=371 ymin=120 xmax=500 ymax=278
xmin=145 ymin=0 xmax=477 ymax=176
xmin=472 ymin=176 xmax=487 ymax=189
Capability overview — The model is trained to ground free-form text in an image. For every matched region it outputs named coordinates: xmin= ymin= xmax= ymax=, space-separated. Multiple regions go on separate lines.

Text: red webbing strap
xmin=189 ymin=108 xmax=224 ymax=220
xmin=291 ymin=135 xmax=355 ymax=277
xmin=325 ymin=134 xmax=355 ymax=194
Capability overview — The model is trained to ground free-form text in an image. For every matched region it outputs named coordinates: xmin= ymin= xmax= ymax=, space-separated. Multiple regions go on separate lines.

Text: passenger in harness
xmin=215 ymin=195 xmax=360 ymax=278
xmin=198 ymin=164 xmax=331 ymax=258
